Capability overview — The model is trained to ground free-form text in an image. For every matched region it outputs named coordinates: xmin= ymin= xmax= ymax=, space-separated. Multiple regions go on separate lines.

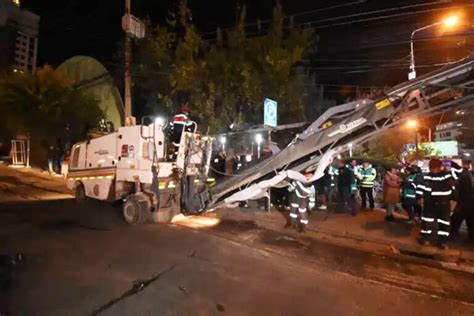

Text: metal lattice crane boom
xmin=184 ymin=56 xmax=474 ymax=213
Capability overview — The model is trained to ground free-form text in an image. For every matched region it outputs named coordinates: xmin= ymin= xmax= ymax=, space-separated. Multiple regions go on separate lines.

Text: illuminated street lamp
xmin=409 ymin=15 xmax=458 ymax=80
xmin=255 ymin=133 xmax=263 ymax=159
xmin=407 ymin=119 xmax=432 ymax=141
xmin=407 ymin=119 xmax=420 ymax=161
xmin=348 ymin=143 xmax=353 ymax=158
xmin=407 ymin=119 xmax=432 ymax=162
xmin=219 ymin=135 xmax=227 ymax=153
xmin=407 ymin=119 xmax=417 ymax=129
xmin=155 ymin=116 xmax=165 ymax=127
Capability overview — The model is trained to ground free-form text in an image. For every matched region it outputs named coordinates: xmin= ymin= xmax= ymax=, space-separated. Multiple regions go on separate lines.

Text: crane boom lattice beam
xmin=185 ymin=57 xmax=474 ymax=213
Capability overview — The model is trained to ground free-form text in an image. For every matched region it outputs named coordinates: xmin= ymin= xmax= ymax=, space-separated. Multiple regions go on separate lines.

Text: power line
xmin=304 ymin=61 xmax=459 ymax=74
xmin=303 ymin=60 xmax=458 ymax=70
xmin=307 ymin=1 xmax=450 ymax=26
xmin=235 ymin=3 xmax=474 ymax=40
xmin=311 ymin=4 xmax=474 ymax=30
xmin=307 ymin=57 xmax=411 ymax=63
xmin=202 ymin=1 xmax=455 ymax=39
xmin=201 ymin=0 xmax=365 ymax=37
xmin=341 ymin=31 xmax=474 ymax=51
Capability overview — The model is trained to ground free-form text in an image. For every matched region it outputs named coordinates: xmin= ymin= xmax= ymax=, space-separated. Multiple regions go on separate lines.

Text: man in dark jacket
xmin=451 ymin=160 xmax=473 ymax=241
xmin=314 ymin=167 xmax=331 ymax=210
xmin=337 ymin=160 xmax=356 ymax=215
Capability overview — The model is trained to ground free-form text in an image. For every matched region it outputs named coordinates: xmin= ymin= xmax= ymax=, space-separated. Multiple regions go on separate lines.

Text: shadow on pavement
xmin=0 ymin=198 xmax=125 ymax=232
xmin=363 ymin=218 xmax=413 ymax=238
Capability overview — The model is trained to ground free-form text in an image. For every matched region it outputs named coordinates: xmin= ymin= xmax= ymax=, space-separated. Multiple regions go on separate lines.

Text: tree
xmin=144 ymin=1 xmax=316 ymax=133
xmin=0 ymin=66 xmax=104 ymax=162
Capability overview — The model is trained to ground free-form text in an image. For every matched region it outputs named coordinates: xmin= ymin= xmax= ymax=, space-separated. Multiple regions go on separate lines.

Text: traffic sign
xmin=264 ymin=98 xmax=277 ymax=127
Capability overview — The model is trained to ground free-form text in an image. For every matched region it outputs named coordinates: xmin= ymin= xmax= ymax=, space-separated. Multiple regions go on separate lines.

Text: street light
xmin=407 ymin=119 xmax=433 ymax=163
xmin=444 ymin=15 xmax=458 ymax=27
xmin=255 ymin=133 xmax=263 ymax=159
xmin=155 ymin=116 xmax=166 ymax=127
xmin=407 ymin=119 xmax=420 ymax=161
xmin=407 ymin=119 xmax=417 ymax=129
xmin=219 ymin=135 xmax=227 ymax=153
xmin=409 ymin=15 xmax=458 ymax=80
xmin=348 ymin=143 xmax=353 ymax=158
xmin=407 ymin=119 xmax=432 ymax=142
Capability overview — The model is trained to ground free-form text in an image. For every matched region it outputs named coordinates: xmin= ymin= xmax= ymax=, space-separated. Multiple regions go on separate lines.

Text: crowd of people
xmin=281 ymin=157 xmax=473 ymax=249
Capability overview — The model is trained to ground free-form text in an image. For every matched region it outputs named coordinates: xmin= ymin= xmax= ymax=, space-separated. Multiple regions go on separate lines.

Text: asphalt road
xmin=1 ymin=167 xmax=473 ymax=316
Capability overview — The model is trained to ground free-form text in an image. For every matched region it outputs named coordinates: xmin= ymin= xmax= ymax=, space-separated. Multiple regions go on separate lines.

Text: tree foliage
xmin=0 ymin=65 xmax=104 ymax=146
xmin=144 ymin=1 xmax=316 ymax=132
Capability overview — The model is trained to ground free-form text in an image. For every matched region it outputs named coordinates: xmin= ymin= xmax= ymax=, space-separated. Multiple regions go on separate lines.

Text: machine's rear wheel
xmin=123 ymin=196 xmax=147 ymax=225
xmin=75 ymin=183 xmax=86 ymax=204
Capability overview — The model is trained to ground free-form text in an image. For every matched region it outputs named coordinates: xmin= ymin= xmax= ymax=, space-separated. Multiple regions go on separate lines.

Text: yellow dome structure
xmin=57 ymin=56 xmax=123 ymax=128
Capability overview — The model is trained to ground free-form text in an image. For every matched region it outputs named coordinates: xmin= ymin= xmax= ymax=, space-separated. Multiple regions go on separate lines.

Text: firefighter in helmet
xmin=416 ymin=158 xmax=458 ymax=249
xmin=169 ymin=103 xmax=197 ymax=157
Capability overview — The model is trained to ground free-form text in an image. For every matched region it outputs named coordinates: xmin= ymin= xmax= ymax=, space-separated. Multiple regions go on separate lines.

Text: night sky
xmin=20 ymin=0 xmax=473 ymax=92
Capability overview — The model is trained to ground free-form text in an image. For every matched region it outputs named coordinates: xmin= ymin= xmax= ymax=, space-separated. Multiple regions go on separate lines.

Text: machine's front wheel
xmin=122 ymin=196 xmax=147 ymax=225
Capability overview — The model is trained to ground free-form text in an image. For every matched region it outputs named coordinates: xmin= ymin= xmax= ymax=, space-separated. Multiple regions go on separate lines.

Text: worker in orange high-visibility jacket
xmin=416 ymin=158 xmax=458 ymax=250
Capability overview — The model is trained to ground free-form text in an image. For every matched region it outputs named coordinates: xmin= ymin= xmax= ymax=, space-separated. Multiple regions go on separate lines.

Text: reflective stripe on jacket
xmin=288 ymin=180 xmax=316 ymax=201
xmin=415 ymin=171 xmax=458 ymax=204
xmin=402 ymin=174 xmax=417 ymax=200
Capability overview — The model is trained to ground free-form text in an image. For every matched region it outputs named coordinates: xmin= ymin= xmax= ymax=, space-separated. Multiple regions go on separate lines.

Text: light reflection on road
xmin=171 ymin=214 xmax=221 ymax=229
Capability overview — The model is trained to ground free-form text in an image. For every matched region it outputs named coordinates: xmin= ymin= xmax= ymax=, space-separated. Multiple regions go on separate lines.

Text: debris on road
xmin=216 ymin=303 xmax=225 ymax=312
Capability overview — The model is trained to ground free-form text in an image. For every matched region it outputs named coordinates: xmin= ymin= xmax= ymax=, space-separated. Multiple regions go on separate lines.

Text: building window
xmin=446 ymin=132 xmax=451 ymax=137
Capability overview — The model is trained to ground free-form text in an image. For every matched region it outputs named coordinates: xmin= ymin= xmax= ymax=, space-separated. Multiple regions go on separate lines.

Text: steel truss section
xmin=187 ymin=57 xmax=474 ymax=213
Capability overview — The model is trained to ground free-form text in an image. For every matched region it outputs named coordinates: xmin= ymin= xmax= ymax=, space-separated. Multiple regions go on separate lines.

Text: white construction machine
xmin=67 ymin=120 xmax=213 ymax=224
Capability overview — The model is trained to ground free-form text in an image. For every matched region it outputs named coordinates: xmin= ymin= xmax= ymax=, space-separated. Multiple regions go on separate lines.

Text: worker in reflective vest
xmin=357 ymin=162 xmax=377 ymax=210
xmin=287 ymin=173 xmax=316 ymax=233
xmin=416 ymin=158 xmax=458 ymax=249
xmin=347 ymin=160 xmax=360 ymax=193
xmin=402 ymin=167 xmax=418 ymax=223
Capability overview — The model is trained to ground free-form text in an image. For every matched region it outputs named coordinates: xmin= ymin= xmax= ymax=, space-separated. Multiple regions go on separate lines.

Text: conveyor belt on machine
xmin=186 ymin=56 xmax=474 ymax=213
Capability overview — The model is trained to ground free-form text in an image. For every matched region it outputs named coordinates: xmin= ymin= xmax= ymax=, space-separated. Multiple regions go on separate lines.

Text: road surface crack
xmin=90 ymin=264 xmax=177 ymax=316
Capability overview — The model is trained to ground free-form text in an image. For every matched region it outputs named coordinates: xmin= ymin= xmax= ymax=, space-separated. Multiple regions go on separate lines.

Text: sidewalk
xmin=0 ymin=165 xmax=71 ymax=202
xmin=215 ymin=203 xmax=474 ymax=272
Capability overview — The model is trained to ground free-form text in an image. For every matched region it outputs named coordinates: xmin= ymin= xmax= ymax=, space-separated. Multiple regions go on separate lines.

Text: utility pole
xmin=124 ymin=0 xmax=132 ymax=122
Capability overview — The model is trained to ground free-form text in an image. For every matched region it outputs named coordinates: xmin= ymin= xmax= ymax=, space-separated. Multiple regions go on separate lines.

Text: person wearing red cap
xmin=170 ymin=103 xmax=197 ymax=154
xmin=416 ymin=158 xmax=458 ymax=249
